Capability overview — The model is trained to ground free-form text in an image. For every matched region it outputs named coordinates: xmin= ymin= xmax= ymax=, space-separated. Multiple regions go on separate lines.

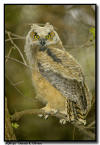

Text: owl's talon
xmin=51 ymin=109 xmax=58 ymax=114
xmin=38 ymin=113 xmax=49 ymax=120
xmin=59 ymin=119 xmax=66 ymax=125
xmin=38 ymin=114 xmax=43 ymax=118
xmin=44 ymin=115 xmax=49 ymax=120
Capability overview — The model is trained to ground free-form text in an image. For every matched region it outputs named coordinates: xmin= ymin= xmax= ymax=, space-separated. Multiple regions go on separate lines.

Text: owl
xmin=24 ymin=22 xmax=91 ymax=125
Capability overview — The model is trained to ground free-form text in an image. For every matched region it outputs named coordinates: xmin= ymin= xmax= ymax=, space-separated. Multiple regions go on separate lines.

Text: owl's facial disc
xmin=29 ymin=24 xmax=60 ymax=48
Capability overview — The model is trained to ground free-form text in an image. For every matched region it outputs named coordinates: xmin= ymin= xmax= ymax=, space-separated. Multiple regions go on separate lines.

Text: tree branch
xmin=5 ymin=31 xmax=27 ymax=65
xmin=10 ymin=108 xmax=95 ymax=140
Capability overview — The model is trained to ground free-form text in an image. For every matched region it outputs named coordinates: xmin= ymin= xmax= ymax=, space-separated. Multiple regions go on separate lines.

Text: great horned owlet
xmin=24 ymin=22 xmax=91 ymax=125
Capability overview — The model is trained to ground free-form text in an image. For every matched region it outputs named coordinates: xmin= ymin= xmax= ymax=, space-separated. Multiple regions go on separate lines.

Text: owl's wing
xmin=37 ymin=47 xmax=90 ymax=113
xmin=38 ymin=47 xmax=84 ymax=81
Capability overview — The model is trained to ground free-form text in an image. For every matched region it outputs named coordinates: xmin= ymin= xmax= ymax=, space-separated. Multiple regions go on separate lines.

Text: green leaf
xmin=11 ymin=122 xmax=19 ymax=129
xmin=89 ymin=27 xmax=95 ymax=39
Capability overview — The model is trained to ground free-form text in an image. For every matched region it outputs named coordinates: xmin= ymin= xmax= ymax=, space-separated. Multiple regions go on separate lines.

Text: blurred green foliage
xmin=89 ymin=27 xmax=95 ymax=39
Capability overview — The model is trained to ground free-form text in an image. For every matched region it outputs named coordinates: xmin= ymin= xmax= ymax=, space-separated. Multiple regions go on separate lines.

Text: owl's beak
xmin=39 ymin=38 xmax=46 ymax=46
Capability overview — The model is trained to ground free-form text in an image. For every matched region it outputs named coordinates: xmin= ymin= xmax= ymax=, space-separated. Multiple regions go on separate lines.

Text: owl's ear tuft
xmin=45 ymin=22 xmax=50 ymax=26
xmin=31 ymin=24 xmax=38 ymax=29
xmin=45 ymin=22 xmax=54 ymax=30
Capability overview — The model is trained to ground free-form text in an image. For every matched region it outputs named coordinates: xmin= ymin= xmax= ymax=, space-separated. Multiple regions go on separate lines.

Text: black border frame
xmin=4 ymin=4 xmax=97 ymax=143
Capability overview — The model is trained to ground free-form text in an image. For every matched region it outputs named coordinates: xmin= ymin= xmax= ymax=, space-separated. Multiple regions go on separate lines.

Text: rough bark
xmin=5 ymin=97 xmax=16 ymax=141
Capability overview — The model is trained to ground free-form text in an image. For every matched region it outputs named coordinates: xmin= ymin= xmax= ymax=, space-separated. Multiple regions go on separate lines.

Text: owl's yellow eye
xmin=34 ymin=34 xmax=40 ymax=39
xmin=45 ymin=34 xmax=51 ymax=39
xmin=30 ymin=31 xmax=40 ymax=40
xmin=45 ymin=31 xmax=55 ymax=40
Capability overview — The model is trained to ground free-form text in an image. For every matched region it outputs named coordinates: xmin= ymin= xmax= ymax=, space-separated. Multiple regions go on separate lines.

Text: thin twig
xmin=5 ymin=75 xmax=27 ymax=99
xmin=74 ymin=124 xmax=95 ymax=140
xmin=5 ymin=75 xmax=35 ymax=103
xmin=5 ymin=47 xmax=13 ymax=63
xmin=5 ymin=56 xmax=33 ymax=70
xmin=5 ymin=30 xmax=25 ymax=39
xmin=86 ymin=121 xmax=95 ymax=128
xmin=13 ymin=80 xmax=24 ymax=86
xmin=6 ymin=31 xmax=27 ymax=65
xmin=73 ymin=127 xmax=75 ymax=140
xmin=5 ymin=37 xmax=25 ymax=42
xmin=64 ymin=39 xmax=94 ymax=50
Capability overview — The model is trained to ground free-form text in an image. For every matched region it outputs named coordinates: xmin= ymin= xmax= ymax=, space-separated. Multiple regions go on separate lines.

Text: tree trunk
xmin=5 ymin=97 xmax=16 ymax=140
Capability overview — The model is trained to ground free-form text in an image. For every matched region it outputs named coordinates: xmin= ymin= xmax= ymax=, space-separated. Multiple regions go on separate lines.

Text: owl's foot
xmin=77 ymin=118 xmax=86 ymax=125
xmin=60 ymin=110 xmax=72 ymax=122
xmin=60 ymin=110 xmax=67 ymax=116
xmin=39 ymin=105 xmax=58 ymax=120
xmin=50 ymin=108 xmax=58 ymax=114
xmin=38 ymin=106 xmax=51 ymax=120
xmin=38 ymin=114 xmax=43 ymax=118
xmin=44 ymin=114 xmax=49 ymax=120
xmin=59 ymin=119 xmax=66 ymax=125
xmin=38 ymin=114 xmax=49 ymax=120
xmin=41 ymin=105 xmax=58 ymax=115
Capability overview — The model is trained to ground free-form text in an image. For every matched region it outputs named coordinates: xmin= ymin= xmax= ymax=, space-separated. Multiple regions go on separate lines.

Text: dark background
xmin=5 ymin=5 xmax=95 ymax=141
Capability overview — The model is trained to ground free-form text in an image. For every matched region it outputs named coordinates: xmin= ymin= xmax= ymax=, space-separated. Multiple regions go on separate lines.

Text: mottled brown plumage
xmin=24 ymin=22 xmax=91 ymax=125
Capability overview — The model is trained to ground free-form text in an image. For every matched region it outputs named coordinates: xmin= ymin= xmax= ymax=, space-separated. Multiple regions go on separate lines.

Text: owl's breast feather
xmin=39 ymin=46 xmax=47 ymax=52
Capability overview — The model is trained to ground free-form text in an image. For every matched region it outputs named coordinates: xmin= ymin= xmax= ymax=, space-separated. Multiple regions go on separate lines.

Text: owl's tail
xmin=66 ymin=100 xmax=87 ymax=125
xmin=83 ymin=83 xmax=92 ymax=114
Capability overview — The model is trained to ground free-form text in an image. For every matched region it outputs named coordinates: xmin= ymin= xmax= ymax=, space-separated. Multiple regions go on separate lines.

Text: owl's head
xmin=26 ymin=22 xmax=62 ymax=49
xmin=25 ymin=23 xmax=63 ymax=66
